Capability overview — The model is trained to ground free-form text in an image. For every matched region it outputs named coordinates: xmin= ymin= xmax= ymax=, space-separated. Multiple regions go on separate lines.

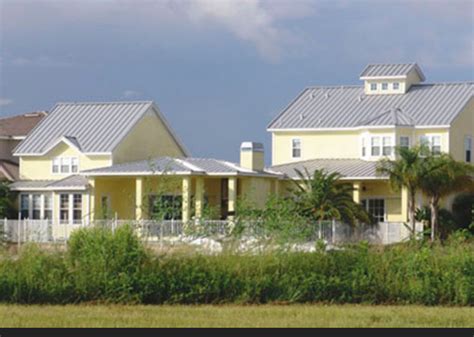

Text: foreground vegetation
xmin=1 ymin=304 xmax=472 ymax=327
xmin=0 ymin=226 xmax=472 ymax=306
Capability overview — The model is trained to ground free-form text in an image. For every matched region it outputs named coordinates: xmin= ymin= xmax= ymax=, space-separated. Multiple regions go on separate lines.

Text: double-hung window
xmin=464 ymin=136 xmax=472 ymax=163
xmin=60 ymin=194 xmax=69 ymax=224
xmin=20 ymin=194 xmax=29 ymax=219
xmin=73 ymin=194 xmax=82 ymax=224
xmin=371 ymin=137 xmax=381 ymax=156
xmin=399 ymin=136 xmax=410 ymax=149
xmin=32 ymin=194 xmax=41 ymax=220
xmin=361 ymin=137 xmax=366 ymax=157
xmin=420 ymin=135 xmax=441 ymax=155
xmin=292 ymin=139 xmax=301 ymax=159
xmin=44 ymin=195 xmax=53 ymax=220
xmin=382 ymin=137 xmax=392 ymax=156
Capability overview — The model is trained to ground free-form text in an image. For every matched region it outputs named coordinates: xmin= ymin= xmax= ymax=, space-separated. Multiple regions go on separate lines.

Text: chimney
xmin=240 ymin=142 xmax=264 ymax=171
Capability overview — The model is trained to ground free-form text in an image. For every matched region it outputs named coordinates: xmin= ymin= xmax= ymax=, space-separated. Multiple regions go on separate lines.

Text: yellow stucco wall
xmin=272 ymin=130 xmax=360 ymax=165
xmin=449 ymin=97 xmax=473 ymax=163
xmin=19 ymin=142 xmax=112 ymax=180
xmin=112 ymin=110 xmax=186 ymax=164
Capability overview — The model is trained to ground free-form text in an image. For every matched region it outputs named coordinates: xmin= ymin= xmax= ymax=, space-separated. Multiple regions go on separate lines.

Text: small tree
xmin=291 ymin=168 xmax=370 ymax=226
xmin=418 ymin=154 xmax=474 ymax=241
xmin=377 ymin=146 xmax=426 ymax=234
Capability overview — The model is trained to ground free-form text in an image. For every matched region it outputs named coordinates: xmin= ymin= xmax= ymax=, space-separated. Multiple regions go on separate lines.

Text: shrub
xmin=0 ymin=227 xmax=472 ymax=305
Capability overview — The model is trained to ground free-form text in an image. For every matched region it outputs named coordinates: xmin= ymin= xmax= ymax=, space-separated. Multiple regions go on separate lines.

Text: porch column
xmin=353 ymin=182 xmax=361 ymax=204
xmin=135 ymin=177 xmax=143 ymax=220
xmin=401 ymin=186 xmax=408 ymax=222
xmin=228 ymin=177 xmax=237 ymax=219
xmin=88 ymin=178 xmax=95 ymax=223
xmin=182 ymin=176 xmax=191 ymax=223
xmin=195 ymin=177 xmax=204 ymax=219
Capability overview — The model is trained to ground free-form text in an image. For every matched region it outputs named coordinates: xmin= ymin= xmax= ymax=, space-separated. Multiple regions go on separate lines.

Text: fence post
xmin=3 ymin=218 xmax=7 ymax=243
xmin=332 ymin=219 xmax=336 ymax=244
xmin=318 ymin=220 xmax=322 ymax=240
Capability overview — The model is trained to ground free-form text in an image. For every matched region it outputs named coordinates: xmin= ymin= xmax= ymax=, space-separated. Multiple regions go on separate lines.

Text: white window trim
xmin=19 ymin=192 xmax=54 ymax=220
xmin=291 ymin=138 xmax=302 ymax=159
xmin=361 ymin=133 xmax=395 ymax=160
xmin=399 ymin=136 xmax=410 ymax=149
xmin=465 ymin=135 xmax=472 ymax=163
xmin=419 ymin=134 xmax=442 ymax=154
xmin=52 ymin=156 xmax=79 ymax=175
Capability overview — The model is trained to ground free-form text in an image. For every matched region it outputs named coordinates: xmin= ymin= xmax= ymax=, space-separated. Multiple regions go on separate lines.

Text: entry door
xmin=362 ymin=198 xmax=386 ymax=223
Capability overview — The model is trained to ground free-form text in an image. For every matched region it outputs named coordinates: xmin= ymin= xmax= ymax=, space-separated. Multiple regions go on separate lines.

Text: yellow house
xmin=267 ymin=63 xmax=473 ymax=223
xmin=10 ymin=101 xmax=279 ymax=237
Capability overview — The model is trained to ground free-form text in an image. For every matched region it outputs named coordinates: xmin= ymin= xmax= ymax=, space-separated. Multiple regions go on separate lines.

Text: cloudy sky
xmin=0 ymin=0 xmax=473 ymax=162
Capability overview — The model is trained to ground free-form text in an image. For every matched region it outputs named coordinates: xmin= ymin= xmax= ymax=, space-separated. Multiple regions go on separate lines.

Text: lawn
xmin=0 ymin=304 xmax=472 ymax=328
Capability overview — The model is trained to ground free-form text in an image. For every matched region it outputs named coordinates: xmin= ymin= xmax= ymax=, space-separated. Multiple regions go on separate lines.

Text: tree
xmin=377 ymin=146 xmax=426 ymax=235
xmin=418 ymin=154 xmax=474 ymax=241
xmin=291 ymin=168 xmax=370 ymax=226
xmin=0 ymin=181 xmax=16 ymax=219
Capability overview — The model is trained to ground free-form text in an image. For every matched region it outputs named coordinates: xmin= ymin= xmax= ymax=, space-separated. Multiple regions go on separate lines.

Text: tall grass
xmin=0 ymin=225 xmax=472 ymax=305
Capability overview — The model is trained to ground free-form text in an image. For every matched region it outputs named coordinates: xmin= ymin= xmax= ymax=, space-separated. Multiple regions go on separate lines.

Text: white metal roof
xmin=359 ymin=63 xmax=425 ymax=81
xmin=268 ymin=83 xmax=473 ymax=130
xmin=14 ymin=101 xmax=189 ymax=156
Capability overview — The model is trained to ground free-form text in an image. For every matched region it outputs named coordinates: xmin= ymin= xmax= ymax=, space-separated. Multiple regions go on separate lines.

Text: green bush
xmin=0 ymin=227 xmax=472 ymax=305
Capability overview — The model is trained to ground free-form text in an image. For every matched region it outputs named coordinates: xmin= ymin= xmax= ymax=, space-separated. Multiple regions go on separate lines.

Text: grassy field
xmin=0 ymin=304 xmax=472 ymax=327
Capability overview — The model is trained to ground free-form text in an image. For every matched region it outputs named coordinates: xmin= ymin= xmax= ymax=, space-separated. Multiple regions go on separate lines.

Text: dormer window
xmin=393 ymin=82 xmax=400 ymax=90
xmin=381 ymin=83 xmax=388 ymax=90
xmin=370 ymin=83 xmax=377 ymax=91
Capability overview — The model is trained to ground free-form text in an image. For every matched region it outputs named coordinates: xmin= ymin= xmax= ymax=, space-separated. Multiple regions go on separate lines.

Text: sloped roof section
xmin=360 ymin=63 xmax=425 ymax=81
xmin=0 ymin=112 xmax=47 ymax=137
xmin=14 ymin=101 xmax=188 ymax=156
xmin=271 ymin=159 xmax=385 ymax=180
xmin=82 ymin=157 xmax=280 ymax=178
xmin=357 ymin=108 xmax=415 ymax=127
xmin=0 ymin=160 xmax=19 ymax=181
xmin=268 ymin=83 xmax=473 ymax=130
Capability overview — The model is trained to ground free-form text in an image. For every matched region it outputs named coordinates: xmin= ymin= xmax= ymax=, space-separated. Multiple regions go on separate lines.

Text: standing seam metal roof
xmin=270 ymin=159 xmax=385 ymax=179
xmin=267 ymin=83 xmax=473 ymax=130
xmin=14 ymin=101 xmax=188 ymax=155
xmin=359 ymin=63 xmax=425 ymax=80
xmin=81 ymin=157 xmax=279 ymax=177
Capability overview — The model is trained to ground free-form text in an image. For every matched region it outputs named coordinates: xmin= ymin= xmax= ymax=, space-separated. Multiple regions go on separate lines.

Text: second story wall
xmin=19 ymin=142 xmax=112 ymax=180
xmin=112 ymin=109 xmax=186 ymax=164
xmin=449 ymin=97 xmax=474 ymax=164
xmin=272 ymin=130 xmax=360 ymax=165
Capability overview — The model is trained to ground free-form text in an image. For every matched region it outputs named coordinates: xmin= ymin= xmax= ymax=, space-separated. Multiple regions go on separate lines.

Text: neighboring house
xmin=267 ymin=63 xmax=473 ymax=223
xmin=10 ymin=101 xmax=278 ymax=237
xmin=0 ymin=112 xmax=47 ymax=181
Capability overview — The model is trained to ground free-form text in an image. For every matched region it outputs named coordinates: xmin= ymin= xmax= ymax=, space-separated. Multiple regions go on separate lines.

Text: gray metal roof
xmin=82 ymin=156 xmax=280 ymax=177
xmin=10 ymin=175 xmax=89 ymax=190
xmin=270 ymin=159 xmax=385 ymax=180
xmin=360 ymin=63 xmax=425 ymax=81
xmin=267 ymin=83 xmax=473 ymax=130
xmin=14 ymin=101 xmax=188 ymax=156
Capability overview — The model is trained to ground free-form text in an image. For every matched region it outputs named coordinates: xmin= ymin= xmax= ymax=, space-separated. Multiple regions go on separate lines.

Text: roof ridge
xmin=306 ymin=85 xmax=362 ymax=90
xmin=55 ymin=100 xmax=154 ymax=105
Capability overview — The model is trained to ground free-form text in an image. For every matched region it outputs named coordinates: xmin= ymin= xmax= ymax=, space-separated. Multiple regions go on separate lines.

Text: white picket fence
xmin=0 ymin=218 xmax=423 ymax=246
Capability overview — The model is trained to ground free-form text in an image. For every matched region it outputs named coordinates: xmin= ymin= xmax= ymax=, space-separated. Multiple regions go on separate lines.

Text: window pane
xmin=44 ymin=195 xmax=52 ymax=210
xmin=20 ymin=194 xmax=29 ymax=210
xmin=52 ymin=158 xmax=60 ymax=173
xmin=400 ymin=136 xmax=409 ymax=148
xmin=368 ymin=199 xmax=385 ymax=222
xmin=71 ymin=158 xmax=78 ymax=173
xmin=61 ymin=157 xmax=70 ymax=173
xmin=371 ymin=137 xmax=380 ymax=156
xmin=383 ymin=137 xmax=392 ymax=156
xmin=361 ymin=138 xmax=366 ymax=157
xmin=60 ymin=194 xmax=69 ymax=208
xmin=292 ymin=139 xmax=301 ymax=158
xmin=382 ymin=83 xmax=388 ymax=90
xmin=370 ymin=83 xmax=377 ymax=90
xmin=73 ymin=194 xmax=82 ymax=209
xmin=393 ymin=82 xmax=400 ymax=90
xmin=44 ymin=210 xmax=52 ymax=220
xmin=32 ymin=195 xmax=41 ymax=220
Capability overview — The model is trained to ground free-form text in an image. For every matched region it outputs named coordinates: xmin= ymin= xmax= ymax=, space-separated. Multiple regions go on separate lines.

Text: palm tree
xmin=418 ymin=154 xmax=474 ymax=241
xmin=291 ymin=168 xmax=370 ymax=226
xmin=377 ymin=146 xmax=425 ymax=235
